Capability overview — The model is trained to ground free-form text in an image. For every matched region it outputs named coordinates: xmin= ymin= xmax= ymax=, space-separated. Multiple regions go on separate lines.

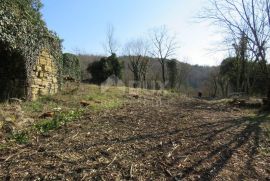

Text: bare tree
xmin=201 ymin=0 xmax=270 ymax=100
xmin=232 ymin=32 xmax=249 ymax=92
xmin=124 ymin=39 xmax=149 ymax=88
xmin=149 ymin=26 xmax=178 ymax=85
xmin=103 ymin=24 xmax=118 ymax=55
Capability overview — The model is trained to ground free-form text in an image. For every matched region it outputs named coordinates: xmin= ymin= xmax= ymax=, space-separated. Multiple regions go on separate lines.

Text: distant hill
xmin=187 ymin=65 xmax=215 ymax=90
xmin=77 ymin=54 xmax=216 ymax=93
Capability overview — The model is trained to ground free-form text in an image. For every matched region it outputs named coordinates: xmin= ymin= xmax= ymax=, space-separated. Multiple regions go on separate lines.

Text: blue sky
xmin=41 ymin=0 xmax=225 ymax=66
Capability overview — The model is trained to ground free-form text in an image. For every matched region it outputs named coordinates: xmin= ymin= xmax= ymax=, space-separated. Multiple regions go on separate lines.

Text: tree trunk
xmin=267 ymin=79 xmax=270 ymax=103
xmin=262 ymin=60 xmax=270 ymax=105
xmin=161 ymin=62 xmax=166 ymax=86
xmin=133 ymin=71 xmax=140 ymax=88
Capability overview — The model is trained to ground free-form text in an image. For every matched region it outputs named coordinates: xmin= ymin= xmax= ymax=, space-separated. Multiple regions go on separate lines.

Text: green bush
xmin=87 ymin=53 xmax=122 ymax=84
xmin=62 ymin=53 xmax=81 ymax=81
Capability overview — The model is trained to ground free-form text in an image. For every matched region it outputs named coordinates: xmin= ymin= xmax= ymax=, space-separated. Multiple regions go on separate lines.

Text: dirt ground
xmin=0 ymin=95 xmax=269 ymax=180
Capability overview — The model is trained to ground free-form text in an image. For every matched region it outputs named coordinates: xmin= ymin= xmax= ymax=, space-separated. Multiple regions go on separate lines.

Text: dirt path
xmin=0 ymin=96 xmax=269 ymax=180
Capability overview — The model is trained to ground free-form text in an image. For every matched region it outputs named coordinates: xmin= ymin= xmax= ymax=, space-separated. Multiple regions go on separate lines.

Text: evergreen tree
xmin=167 ymin=59 xmax=177 ymax=89
xmin=87 ymin=53 xmax=122 ymax=84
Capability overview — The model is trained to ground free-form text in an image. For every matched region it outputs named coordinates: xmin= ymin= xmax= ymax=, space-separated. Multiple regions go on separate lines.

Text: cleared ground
xmin=0 ymin=85 xmax=269 ymax=180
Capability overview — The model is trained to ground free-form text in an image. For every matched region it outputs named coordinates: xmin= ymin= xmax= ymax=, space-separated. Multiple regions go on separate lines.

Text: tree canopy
xmin=62 ymin=53 xmax=81 ymax=81
xmin=87 ymin=53 xmax=122 ymax=84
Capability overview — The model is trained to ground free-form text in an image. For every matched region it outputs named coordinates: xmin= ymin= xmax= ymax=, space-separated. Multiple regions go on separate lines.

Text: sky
xmin=41 ymin=0 xmax=226 ymax=66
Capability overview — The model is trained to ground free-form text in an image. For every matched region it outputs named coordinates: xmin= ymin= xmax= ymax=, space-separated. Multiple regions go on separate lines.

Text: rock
xmin=238 ymin=100 xmax=246 ymax=106
xmin=14 ymin=104 xmax=22 ymax=112
xmin=1 ymin=121 xmax=15 ymax=134
xmin=94 ymin=100 xmax=102 ymax=104
xmin=100 ymin=150 xmax=110 ymax=157
xmin=80 ymin=101 xmax=90 ymax=107
xmin=131 ymin=94 xmax=139 ymax=99
xmin=9 ymin=98 xmax=23 ymax=104
xmin=16 ymin=118 xmax=35 ymax=130
xmin=0 ymin=131 xmax=4 ymax=140
xmin=263 ymin=98 xmax=270 ymax=106
xmin=39 ymin=112 xmax=54 ymax=119
xmin=232 ymin=108 xmax=241 ymax=111
xmin=53 ymin=107 xmax=62 ymax=112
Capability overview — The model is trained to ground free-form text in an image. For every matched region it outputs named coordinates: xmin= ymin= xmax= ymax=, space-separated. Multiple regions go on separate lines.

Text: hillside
xmin=77 ymin=54 xmax=215 ymax=94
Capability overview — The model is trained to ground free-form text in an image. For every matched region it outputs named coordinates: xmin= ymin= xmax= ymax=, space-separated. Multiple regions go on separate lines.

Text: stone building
xmin=0 ymin=1 xmax=62 ymax=101
xmin=0 ymin=48 xmax=60 ymax=101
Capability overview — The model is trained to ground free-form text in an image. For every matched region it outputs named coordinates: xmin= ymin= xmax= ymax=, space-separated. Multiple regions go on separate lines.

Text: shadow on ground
xmin=0 ymin=99 xmax=269 ymax=180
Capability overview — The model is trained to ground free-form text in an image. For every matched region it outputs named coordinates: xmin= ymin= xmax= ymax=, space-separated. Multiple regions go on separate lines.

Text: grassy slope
xmin=0 ymin=83 xmax=178 ymax=145
xmin=0 ymin=84 xmax=126 ymax=145
xmin=0 ymin=84 xmax=269 ymax=180
xmin=0 ymin=83 xmax=269 ymax=150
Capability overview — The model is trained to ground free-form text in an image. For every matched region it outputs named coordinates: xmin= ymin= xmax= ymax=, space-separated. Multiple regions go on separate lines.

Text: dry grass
xmin=0 ymin=84 xmax=269 ymax=180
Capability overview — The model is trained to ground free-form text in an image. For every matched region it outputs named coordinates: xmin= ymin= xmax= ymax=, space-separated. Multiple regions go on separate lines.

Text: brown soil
xmin=0 ymin=96 xmax=269 ymax=180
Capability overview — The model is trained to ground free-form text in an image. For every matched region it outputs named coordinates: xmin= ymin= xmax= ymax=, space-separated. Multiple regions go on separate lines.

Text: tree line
xmin=86 ymin=25 xmax=186 ymax=91
xmin=200 ymin=0 xmax=270 ymax=102
xmin=79 ymin=0 xmax=270 ymax=102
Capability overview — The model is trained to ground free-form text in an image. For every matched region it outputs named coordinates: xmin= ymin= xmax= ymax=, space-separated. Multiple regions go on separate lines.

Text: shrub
xmin=87 ymin=53 xmax=122 ymax=84
xmin=62 ymin=53 xmax=81 ymax=81
xmin=10 ymin=131 xmax=29 ymax=144
xmin=109 ymin=53 xmax=122 ymax=79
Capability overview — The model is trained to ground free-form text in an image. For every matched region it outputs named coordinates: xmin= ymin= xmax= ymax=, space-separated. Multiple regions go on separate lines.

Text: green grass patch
xmin=87 ymin=92 xmax=107 ymax=101
xmin=91 ymin=98 xmax=123 ymax=111
xmin=35 ymin=109 xmax=84 ymax=133
xmin=82 ymin=86 xmax=124 ymax=111
xmin=2 ymin=84 xmax=127 ymax=146
xmin=0 ymin=143 xmax=8 ymax=150
xmin=23 ymin=101 xmax=44 ymax=112
xmin=10 ymin=131 xmax=29 ymax=144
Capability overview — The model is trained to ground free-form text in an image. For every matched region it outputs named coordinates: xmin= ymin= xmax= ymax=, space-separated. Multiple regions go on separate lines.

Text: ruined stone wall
xmin=30 ymin=50 xmax=58 ymax=100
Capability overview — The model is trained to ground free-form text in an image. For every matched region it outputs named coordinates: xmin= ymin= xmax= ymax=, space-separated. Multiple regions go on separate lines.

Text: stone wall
xmin=30 ymin=50 xmax=58 ymax=100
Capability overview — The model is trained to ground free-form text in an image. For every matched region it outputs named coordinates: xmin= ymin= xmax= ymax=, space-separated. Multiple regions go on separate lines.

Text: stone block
xmin=30 ymin=85 xmax=39 ymax=88
xmin=40 ymin=88 xmax=49 ymax=96
xmin=44 ymin=66 xmax=52 ymax=72
xmin=42 ymin=81 xmax=48 ymax=87
xmin=46 ymin=60 xmax=52 ymax=65
xmin=33 ymin=78 xmax=42 ymax=85
xmin=38 ymin=72 xmax=44 ymax=78
xmin=39 ymin=58 xmax=46 ymax=65
xmin=31 ymin=88 xmax=39 ymax=94
xmin=31 ymin=94 xmax=38 ymax=101
xmin=52 ymin=77 xmax=57 ymax=83
xmin=36 ymin=66 xmax=42 ymax=71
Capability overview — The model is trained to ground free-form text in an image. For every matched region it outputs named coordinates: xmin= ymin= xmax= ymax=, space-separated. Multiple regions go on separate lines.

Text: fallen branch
xmin=130 ymin=164 xmax=134 ymax=178
xmin=107 ymin=154 xmax=118 ymax=167
xmin=167 ymin=145 xmax=179 ymax=158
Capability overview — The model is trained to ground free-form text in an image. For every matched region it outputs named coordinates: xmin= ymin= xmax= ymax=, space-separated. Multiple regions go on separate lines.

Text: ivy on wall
xmin=0 ymin=0 xmax=63 ymax=99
